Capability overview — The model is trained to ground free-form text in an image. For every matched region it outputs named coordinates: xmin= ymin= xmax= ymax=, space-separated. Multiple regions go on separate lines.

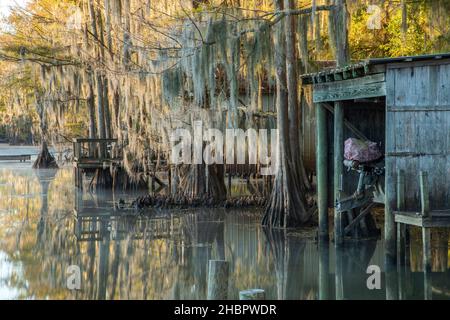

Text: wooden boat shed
xmin=302 ymin=53 xmax=450 ymax=265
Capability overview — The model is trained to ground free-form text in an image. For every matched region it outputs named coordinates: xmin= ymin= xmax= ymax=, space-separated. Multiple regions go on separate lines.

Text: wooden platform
xmin=73 ymin=207 xmax=183 ymax=242
xmin=0 ymin=154 xmax=31 ymax=162
xmin=394 ymin=210 xmax=450 ymax=228
xmin=72 ymin=138 xmax=122 ymax=188
xmin=395 ymin=171 xmax=450 ymax=277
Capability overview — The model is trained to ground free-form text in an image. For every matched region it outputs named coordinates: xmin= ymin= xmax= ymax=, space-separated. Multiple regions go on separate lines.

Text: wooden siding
xmin=386 ymin=62 xmax=450 ymax=212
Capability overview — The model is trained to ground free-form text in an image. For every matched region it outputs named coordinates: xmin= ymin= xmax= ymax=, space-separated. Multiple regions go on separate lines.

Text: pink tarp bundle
xmin=344 ymin=138 xmax=382 ymax=163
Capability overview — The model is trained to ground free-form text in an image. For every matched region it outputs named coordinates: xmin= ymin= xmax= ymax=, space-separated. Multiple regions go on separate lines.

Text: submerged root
xmin=130 ymin=194 xmax=267 ymax=210
xmin=33 ymin=142 xmax=58 ymax=169
xmin=262 ymin=159 xmax=313 ymax=228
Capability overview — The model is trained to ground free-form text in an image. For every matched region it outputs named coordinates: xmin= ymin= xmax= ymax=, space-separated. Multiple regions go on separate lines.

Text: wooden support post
xmin=385 ymin=268 xmax=399 ymax=300
xmin=205 ymin=165 xmax=209 ymax=194
xmin=397 ymin=170 xmax=406 ymax=267
xmin=385 ymin=169 xmax=398 ymax=299
xmin=316 ymin=103 xmax=329 ymax=240
xmin=422 ymin=227 xmax=432 ymax=300
xmin=334 ymin=245 xmax=344 ymax=300
xmin=420 ymin=171 xmax=430 ymax=217
xmin=239 ymin=289 xmax=265 ymax=300
xmin=334 ymin=102 xmax=344 ymax=245
xmin=422 ymin=228 xmax=432 ymax=273
xmin=385 ymin=168 xmax=396 ymax=266
xmin=74 ymin=167 xmax=78 ymax=188
xmin=207 ymin=260 xmax=229 ymax=300
xmin=171 ymin=166 xmax=178 ymax=195
xmin=437 ymin=231 xmax=449 ymax=272
xmin=318 ymin=240 xmax=330 ymax=300
xmin=168 ymin=166 xmax=172 ymax=193
xmin=344 ymin=203 xmax=375 ymax=235
xmin=420 ymin=170 xmax=432 ymax=279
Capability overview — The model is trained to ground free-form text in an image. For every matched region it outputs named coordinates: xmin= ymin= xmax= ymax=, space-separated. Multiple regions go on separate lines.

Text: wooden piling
xmin=418 ymin=171 xmax=433 ymax=298
xmin=419 ymin=171 xmax=432 ymax=274
xmin=420 ymin=171 xmax=430 ymax=217
xmin=168 ymin=167 xmax=172 ymax=194
xmin=318 ymin=240 xmax=330 ymax=300
xmin=396 ymin=170 xmax=406 ymax=266
xmin=207 ymin=260 xmax=229 ymax=300
xmin=316 ymin=103 xmax=329 ymax=240
xmin=396 ymin=170 xmax=407 ymax=299
xmin=334 ymin=245 xmax=344 ymax=300
xmin=422 ymin=228 xmax=432 ymax=273
xmin=385 ymin=269 xmax=399 ymax=300
xmin=384 ymin=166 xmax=397 ymax=266
xmin=239 ymin=289 xmax=265 ymax=300
xmin=422 ymin=228 xmax=433 ymax=298
xmin=170 ymin=166 xmax=178 ymax=195
xmin=334 ymin=102 xmax=344 ymax=245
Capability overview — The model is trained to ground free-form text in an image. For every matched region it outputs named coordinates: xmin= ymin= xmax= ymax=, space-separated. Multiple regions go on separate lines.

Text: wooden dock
xmin=0 ymin=154 xmax=31 ymax=162
xmin=73 ymin=201 xmax=183 ymax=242
xmin=395 ymin=170 xmax=450 ymax=277
xmin=73 ymin=138 xmax=122 ymax=188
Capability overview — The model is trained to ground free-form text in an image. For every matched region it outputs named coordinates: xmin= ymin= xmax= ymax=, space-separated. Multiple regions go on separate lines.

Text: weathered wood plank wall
xmin=386 ymin=61 xmax=450 ymax=212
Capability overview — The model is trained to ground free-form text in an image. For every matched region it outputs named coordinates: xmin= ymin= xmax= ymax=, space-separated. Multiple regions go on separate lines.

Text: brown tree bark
xmin=33 ymin=92 xmax=58 ymax=169
xmin=262 ymin=0 xmax=311 ymax=228
xmin=284 ymin=0 xmax=312 ymax=192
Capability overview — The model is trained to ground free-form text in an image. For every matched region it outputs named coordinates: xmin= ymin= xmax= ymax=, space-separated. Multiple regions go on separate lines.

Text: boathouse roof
xmin=301 ymin=53 xmax=450 ymax=85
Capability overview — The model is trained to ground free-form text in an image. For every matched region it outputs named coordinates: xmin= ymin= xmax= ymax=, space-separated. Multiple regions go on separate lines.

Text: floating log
xmin=0 ymin=155 xmax=31 ymax=162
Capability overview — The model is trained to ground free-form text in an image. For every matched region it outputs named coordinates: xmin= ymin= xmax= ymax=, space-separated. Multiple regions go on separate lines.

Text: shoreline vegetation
xmin=1 ymin=0 xmax=449 ymax=230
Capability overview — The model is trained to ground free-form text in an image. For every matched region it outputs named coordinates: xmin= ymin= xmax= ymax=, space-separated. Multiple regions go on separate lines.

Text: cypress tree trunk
xmin=262 ymin=0 xmax=311 ymax=228
xmin=87 ymin=0 xmax=112 ymax=188
xmin=284 ymin=0 xmax=311 ymax=192
xmin=33 ymin=93 xmax=58 ymax=169
xmin=33 ymin=140 xmax=58 ymax=169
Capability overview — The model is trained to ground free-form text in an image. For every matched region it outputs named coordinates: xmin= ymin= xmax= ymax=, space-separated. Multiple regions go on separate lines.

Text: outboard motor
xmin=335 ymin=138 xmax=384 ymax=238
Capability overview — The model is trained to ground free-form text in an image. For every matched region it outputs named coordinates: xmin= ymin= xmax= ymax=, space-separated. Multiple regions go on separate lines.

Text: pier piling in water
xmin=239 ymin=289 xmax=265 ymax=300
xmin=207 ymin=260 xmax=229 ymax=300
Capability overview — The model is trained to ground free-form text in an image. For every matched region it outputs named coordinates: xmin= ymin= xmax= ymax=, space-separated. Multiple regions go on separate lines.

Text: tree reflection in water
xmin=0 ymin=167 xmax=449 ymax=300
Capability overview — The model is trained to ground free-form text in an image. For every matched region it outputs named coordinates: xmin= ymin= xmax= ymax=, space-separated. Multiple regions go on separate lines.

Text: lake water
xmin=0 ymin=145 xmax=448 ymax=300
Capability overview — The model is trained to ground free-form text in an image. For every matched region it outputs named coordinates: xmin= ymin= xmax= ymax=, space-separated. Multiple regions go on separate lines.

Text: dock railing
xmin=72 ymin=138 xmax=121 ymax=163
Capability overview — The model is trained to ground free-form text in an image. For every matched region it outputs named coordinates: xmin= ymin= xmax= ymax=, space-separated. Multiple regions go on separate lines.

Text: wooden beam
xmin=394 ymin=212 xmax=450 ymax=227
xmin=334 ymin=101 xmax=344 ymax=245
xmin=313 ymin=73 xmax=386 ymax=103
xmin=344 ymin=202 xmax=375 ymax=235
xmin=322 ymin=103 xmax=368 ymax=141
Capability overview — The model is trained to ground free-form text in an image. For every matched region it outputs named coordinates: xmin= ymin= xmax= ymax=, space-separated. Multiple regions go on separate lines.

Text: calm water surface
xmin=0 ymin=146 xmax=449 ymax=300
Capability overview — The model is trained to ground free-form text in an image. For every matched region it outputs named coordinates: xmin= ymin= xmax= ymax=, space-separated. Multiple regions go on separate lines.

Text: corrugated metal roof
xmin=367 ymin=52 xmax=450 ymax=64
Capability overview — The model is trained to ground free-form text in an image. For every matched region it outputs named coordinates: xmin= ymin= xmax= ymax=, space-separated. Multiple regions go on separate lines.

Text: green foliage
xmin=348 ymin=1 xmax=450 ymax=59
